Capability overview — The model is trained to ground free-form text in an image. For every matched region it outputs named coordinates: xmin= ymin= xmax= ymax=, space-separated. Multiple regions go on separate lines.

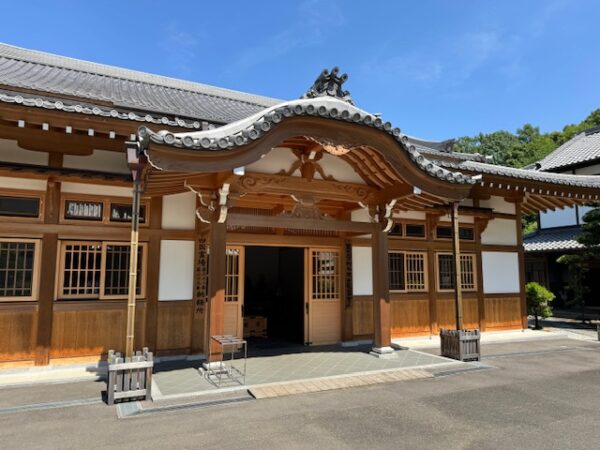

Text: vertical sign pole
xmin=125 ymin=177 xmax=142 ymax=358
xmin=452 ymin=202 xmax=464 ymax=330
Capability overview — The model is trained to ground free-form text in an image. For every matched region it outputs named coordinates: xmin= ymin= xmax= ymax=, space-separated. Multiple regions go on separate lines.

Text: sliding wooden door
xmin=307 ymin=248 xmax=341 ymax=345
xmin=223 ymin=246 xmax=244 ymax=338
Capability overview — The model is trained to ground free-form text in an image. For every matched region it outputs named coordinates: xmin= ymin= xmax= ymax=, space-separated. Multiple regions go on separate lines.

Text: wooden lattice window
xmin=102 ymin=243 xmax=145 ymax=298
xmin=58 ymin=241 xmax=146 ymax=300
xmin=388 ymin=252 xmax=405 ymax=291
xmin=0 ymin=239 xmax=40 ymax=301
xmin=405 ymin=253 xmax=427 ymax=291
xmin=225 ymin=247 xmax=242 ymax=302
xmin=437 ymin=253 xmax=477 ymax=291
xmin=389 ymin=251 xmax=427 ymax=292
xmin=311 ymin=250 xmax=340 ymax=300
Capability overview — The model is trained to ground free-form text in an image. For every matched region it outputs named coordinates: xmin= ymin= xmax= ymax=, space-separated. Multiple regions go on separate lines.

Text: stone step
xmin=248 ymin=368 xmax=432 ymax=399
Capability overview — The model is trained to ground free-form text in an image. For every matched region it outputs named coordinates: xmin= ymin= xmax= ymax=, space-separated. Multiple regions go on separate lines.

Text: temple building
xmin=1 ymin=43 xmax=599 ymax=366
xmin=524 ymin=127 xmax=600 ymax=308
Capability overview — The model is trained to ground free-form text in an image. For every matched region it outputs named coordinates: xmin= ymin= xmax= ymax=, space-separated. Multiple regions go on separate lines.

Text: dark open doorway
xmin=244 ymin=246 xmax=304 ymax=346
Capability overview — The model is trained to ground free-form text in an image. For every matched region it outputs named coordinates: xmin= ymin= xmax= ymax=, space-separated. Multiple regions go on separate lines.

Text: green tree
xmin=526 ymin=282 xmax=555 ymax=329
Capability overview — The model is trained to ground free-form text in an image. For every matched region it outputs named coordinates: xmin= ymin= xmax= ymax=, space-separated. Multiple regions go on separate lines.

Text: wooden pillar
xmin=35 ymin=179 xmax=61 ymax=365
xmin=144 ymin=197 xmax=162 ymax=353
xmin=341 ymin=238 xmax=353 ymax=341
xmin=515 ymin=202 xmax=528 ymax=329
xmin=204 ymin=221 xmax=227 ymax=357
xmin=426 ymin=213 xmax=439 ymax=335
xmin=371 ymin=226 xmax=391 ymax=350
xmin=451 ymin=202 xmax=464 ymax=330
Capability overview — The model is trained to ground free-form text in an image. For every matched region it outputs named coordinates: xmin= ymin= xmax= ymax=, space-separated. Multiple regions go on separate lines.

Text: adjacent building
xmin=524 ymin=127 xmax=600 ymax=308
xmin=0 ymin=43 xmax=599 ymax=366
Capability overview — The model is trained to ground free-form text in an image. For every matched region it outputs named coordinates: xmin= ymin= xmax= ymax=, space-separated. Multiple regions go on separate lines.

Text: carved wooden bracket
xmin=282 ymin=194 xmax=325 ymax=220
xmin=278 ymin=148 xmax=336 ymax=181
xmin=367 ymin=199 xmax=397 ymax=232
xmin=186 ymin=183 xmax=230 ymax=224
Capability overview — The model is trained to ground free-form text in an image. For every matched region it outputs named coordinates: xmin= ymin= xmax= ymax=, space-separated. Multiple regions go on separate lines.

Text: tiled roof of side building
xmin=524 ymin=226 xmax=585 ymax=252
xmin=0 ymin=43 xmax=281 ymax=125
xmin=537 ymin=126 xmax=600 ymax=172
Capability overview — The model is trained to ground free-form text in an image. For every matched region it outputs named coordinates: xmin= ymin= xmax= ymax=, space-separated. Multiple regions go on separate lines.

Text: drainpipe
xmin=451 ymin=201 xmax=464 ymax=330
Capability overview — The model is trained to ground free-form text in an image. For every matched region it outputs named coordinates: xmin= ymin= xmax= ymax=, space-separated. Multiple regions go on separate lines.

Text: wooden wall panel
xmin=309 ymin=301 xmax=342 ymax=345
xmin=485 ymin=296 xmax=522 ymax=330
xmin=390 ymin=299 xmax=430 ymax=337
xmin=352 ymin=295 xmax=373 ymax=337
xmin=50 ymin=303 xmax=145 ymax=358
xmin=435 ymin=297 xmax=479 ymax=332
xmin=156 ymin=301 xmax=193 ymax=354
xmin=0 ymin=306 xmax=37 ymax=361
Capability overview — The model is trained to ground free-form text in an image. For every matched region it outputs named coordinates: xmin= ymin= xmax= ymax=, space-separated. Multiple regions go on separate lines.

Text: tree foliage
xmin=525 ymin=282 xmax=555 ymax=329
xmin=455 ymin=108 xmax=600 ymax=169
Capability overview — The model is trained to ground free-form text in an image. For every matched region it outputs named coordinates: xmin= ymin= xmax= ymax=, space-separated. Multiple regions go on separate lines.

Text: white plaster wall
xmin=392 ymin=211 xmax=426 ymax=220
xmin=0 ymin=138 xmax=49 ymax=166
xmin=461 ymin=198 xmax=474 ymax=207
xmin=63 ymin=150 xmax=129 ymax=174
xmin=317 ymin=153 xmax=364 ymax=184
xmin=482 ymin=251 xmax=520 ymax=294
xmin=246 ymin=147 xmax=297 ymax=174
xmin=480 ymin=196 xmax=516 ymax=214
xmin=540 ymin=207 xmax=577 ymax=229
xmin=351 ymin=207 xmax=371 ymax=223
xmin=481 ymin=218 xmax=517 ymax=245
xmin=352 ymin=246 xmax=373 ymax=295
xmin=161 ymin=191 xmax=196 ymax=230
xmin=61 ymin=182 xmax=132 ymax=197
xmin=574 ymin=164 xmax=600 ymax=175
xmin=0 ymin=176 xmax=47 ymax=191
xmin=158 ymin=240 xmax=195 ymax=301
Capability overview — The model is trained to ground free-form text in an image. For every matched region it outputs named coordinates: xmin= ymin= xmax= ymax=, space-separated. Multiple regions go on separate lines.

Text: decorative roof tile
xmin=524 ymin=226 xmax=584 ymax=252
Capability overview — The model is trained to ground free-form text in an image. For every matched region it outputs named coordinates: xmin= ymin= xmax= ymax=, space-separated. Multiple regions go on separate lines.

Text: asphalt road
xmin=1 ymin=337 xmax=599 ymax=450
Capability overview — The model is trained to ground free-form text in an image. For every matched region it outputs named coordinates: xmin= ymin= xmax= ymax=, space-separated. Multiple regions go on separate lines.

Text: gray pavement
xmin=0 ymin=337 xmax=599 ymax=449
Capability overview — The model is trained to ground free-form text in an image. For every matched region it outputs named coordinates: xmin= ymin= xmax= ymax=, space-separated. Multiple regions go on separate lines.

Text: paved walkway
xmin=152 ymin=345 xmax=457 ymax=399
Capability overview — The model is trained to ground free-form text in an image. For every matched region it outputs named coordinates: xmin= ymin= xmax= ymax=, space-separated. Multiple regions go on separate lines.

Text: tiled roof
xmin=0 ymin=43 xmax=280 ymax=126
xmin=434 ymin=159 xmax=600 ymax=190
xmin=538 ymin=126 xmax=600 ymax=171
xmin=139 ymin=96 xmax=477 ymax=186
xmin=524 ymin=226 xmax=584 ymax=252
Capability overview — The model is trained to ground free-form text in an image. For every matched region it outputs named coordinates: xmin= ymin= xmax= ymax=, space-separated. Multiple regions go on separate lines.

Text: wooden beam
xmin=227 ymin=212 xmax=375 ymax=234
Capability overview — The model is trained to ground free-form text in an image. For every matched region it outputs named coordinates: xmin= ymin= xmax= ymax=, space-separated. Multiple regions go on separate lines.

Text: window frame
xmin=388 ymin=250 xmax=428 ymax=293
xmin=0 ymin=188 xmax=45 ymax=223
xmin=435 ymin=252 xmax=478 ymax=293
xmin=0 ymin=238 xmax=41 ymax=302
xmin=59 ymin=193 xmax=150 ymax=227
xmin=56 ymin=240 xmax=147 ymax=300
xmin=388 ymin=220 xmax=427 ymax=240
xmin=435 ymin=224 xmax=476 ymax=241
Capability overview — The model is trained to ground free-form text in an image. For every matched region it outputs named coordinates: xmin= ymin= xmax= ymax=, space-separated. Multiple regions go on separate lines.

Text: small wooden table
xmin=206 ymin=335 xmax=247 ymax=388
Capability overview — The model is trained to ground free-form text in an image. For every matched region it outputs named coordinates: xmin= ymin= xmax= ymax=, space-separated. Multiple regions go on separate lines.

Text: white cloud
xmin=159 ymin=21 xmax=202 ymax=78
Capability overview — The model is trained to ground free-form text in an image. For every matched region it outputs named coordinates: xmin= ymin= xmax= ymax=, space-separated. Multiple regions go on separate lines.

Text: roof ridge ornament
xmin=301 ymin=67 xmax=354 ymax=105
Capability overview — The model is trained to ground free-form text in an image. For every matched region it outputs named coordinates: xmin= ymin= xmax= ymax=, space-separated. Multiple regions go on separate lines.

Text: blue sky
xmin=1 ymin=0 xmax=599 ymax=140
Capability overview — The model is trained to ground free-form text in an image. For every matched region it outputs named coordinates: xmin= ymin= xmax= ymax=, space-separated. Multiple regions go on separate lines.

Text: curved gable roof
xmin=538 ymin=126 xmax=600 ymax=172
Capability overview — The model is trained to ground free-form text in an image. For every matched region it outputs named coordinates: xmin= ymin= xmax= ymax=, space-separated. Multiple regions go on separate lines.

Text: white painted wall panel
xmin=352 ymin=246 xmax=373 ymax=295
xmin=158 ymin=240 xmax=195 ymax=301
xmin=480 ymin=196 xmax=516 ymax=214
xmin=0 ymin=138 xmax=48 ymax=166
xmin=392 ymin=211 xmax=426 ymax=220
xmin=0 ymin=176 xmax=46 ymax=191
xmin=481 ymin=219 xmax=517 ymax=245
xmin=61 ymin=182 xmax=132 ymax=197
xmin=351 ymin=208 xmax=371 ymax=223
xmin=63 ymin=150 xmax=129 ymax=174
xmin=540 ymin=207 xmax=577 ymax=229
xmin=161 ymin=192 xmax=196 ymax=230
xmin=482 ymin=251 xmax=520 ymax=294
